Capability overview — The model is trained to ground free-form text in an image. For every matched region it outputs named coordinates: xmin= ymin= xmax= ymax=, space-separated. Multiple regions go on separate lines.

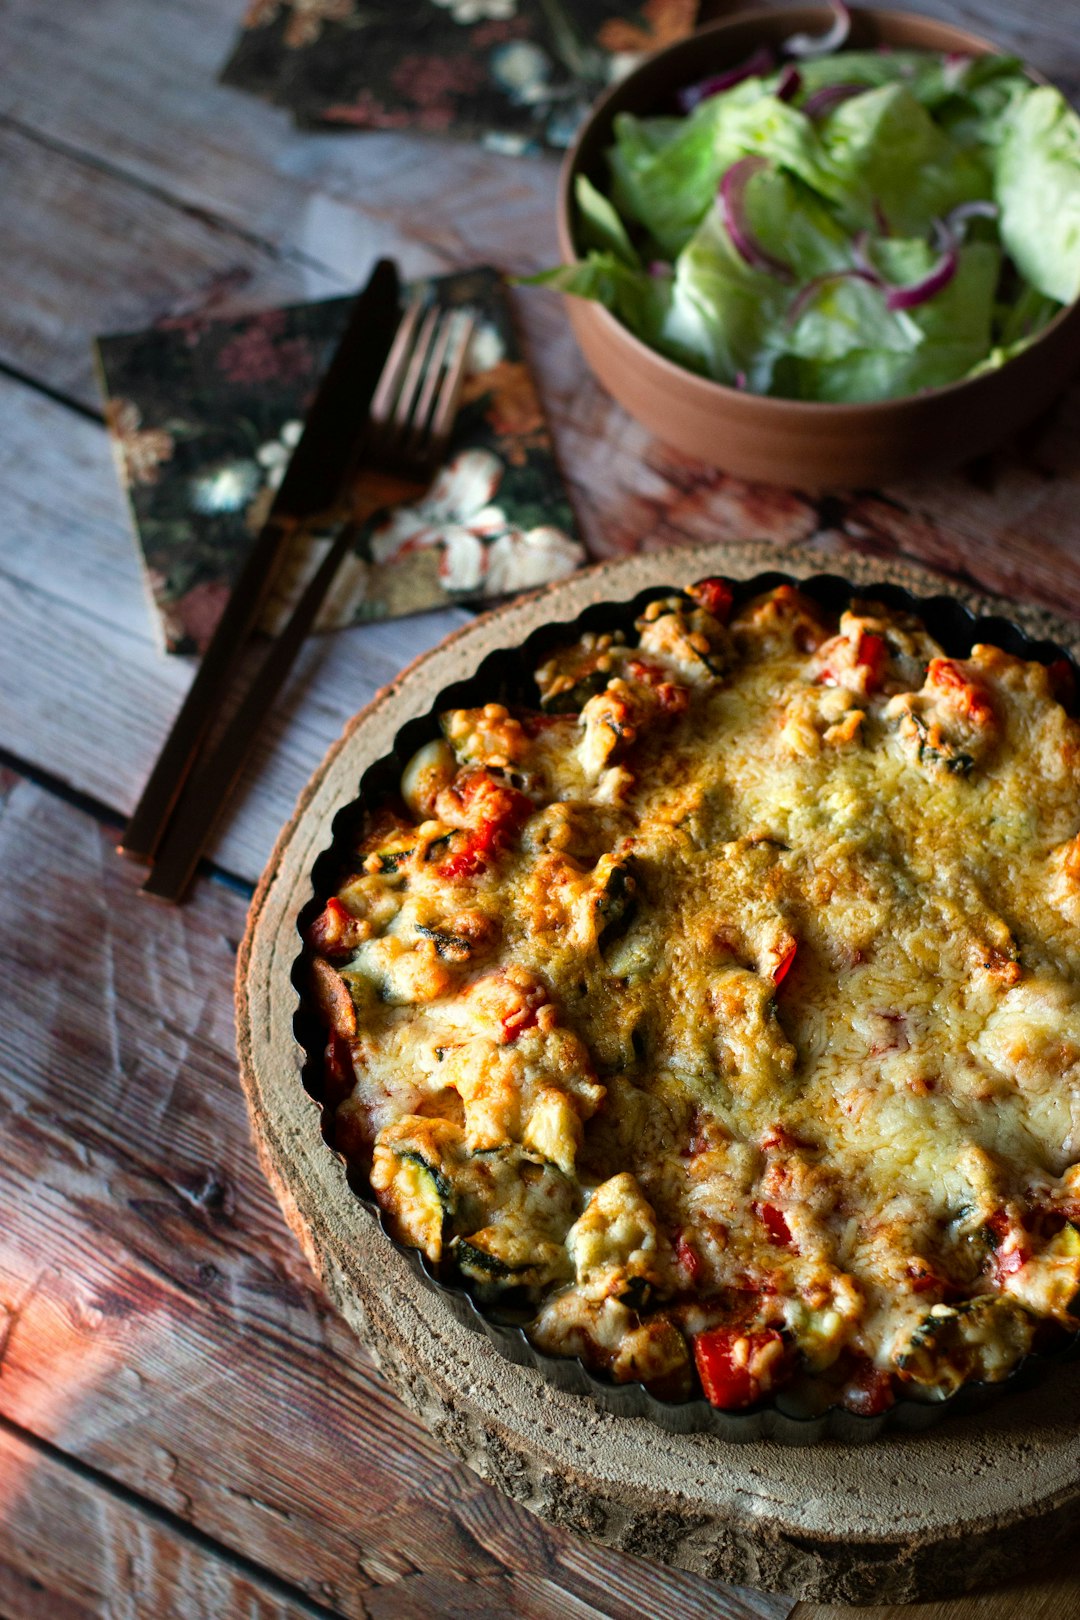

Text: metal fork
xmin=142 ymin=297 xmax=476 ymax=903
xmin=368 ymin=293 xmax=475 ymax=477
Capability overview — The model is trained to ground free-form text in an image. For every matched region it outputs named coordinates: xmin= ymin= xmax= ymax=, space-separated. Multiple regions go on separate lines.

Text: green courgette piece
xmin=454 ymin=1236 xmax=517 ymax=1283
xmin=909 ymin=712 xmax=974 ymax=776
xmin=422 ymin=833 xmax=454 ymax=863
xmin=541 ymin=669 xmax=609 ymax=714
xmin=895 ymin=1296 xmax=1034 ymax=1392
xmin=373 ymin=845 xmax=416 ymax=875
xmin=395 ymin=1150 xmax=455 ymax=1248
xmin=415 ymin=924 xmax=474 ymax=962
xmin=595 ymin=858 xmax=637 ymax=944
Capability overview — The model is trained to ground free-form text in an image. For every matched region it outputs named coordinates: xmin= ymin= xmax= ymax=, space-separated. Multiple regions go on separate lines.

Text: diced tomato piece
xmin=756 ymin=1202 xmax=794 ymax=1249
xmin=435 ymin=771 xmax=532 ymax=880
xmin=690 ymin=577 xmax=734 ymax=623
xmin=772 ymin=939 xmax=797 ymax=985
xmin=694 ymin=1327 xmax=788 ymax=1409
xmin=844 ymin=1358 xmax=895 ymax=1416
xmin=856 ymin=631 xmax=888 ymax=688
xmin=675 ymin=1229 xmax=704 ymax=1287
xmin=308 ymin=896 xmax=363 ymax=957
xmin=626 ymin=659 xmax=690 ymax=719
xmin=500 ymin=1005 xmax=539 ymax=1044
xmin=926 ymin=658 xmax=995 ymax=726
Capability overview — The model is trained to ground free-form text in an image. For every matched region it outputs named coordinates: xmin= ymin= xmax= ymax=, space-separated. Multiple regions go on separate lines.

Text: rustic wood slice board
xmin=236 ymin=541 xmax=1080 ymax=1606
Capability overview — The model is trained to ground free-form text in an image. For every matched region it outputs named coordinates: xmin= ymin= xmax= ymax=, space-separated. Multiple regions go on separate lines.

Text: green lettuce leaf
xmin=668 ymin=164 xmax=850 ymax=387
xmin=996 ymin=86 xmax=1080 ymax=304
xmin=519 ymin=254 xmax=674 ymax=354
xmin=820 ymin=84 xmax=992 ymax=234
xmin=779 ymin=240 xmax=1001 ymax=401
xmin=574 ymin=174 xmax=640 ymax=267
xmin=607 ymin=84 xmax=764 ymax=258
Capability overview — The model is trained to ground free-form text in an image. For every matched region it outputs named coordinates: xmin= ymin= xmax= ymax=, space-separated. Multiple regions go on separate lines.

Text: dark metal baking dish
xmin=292 ymin=569 xmax=1080 ymax=1443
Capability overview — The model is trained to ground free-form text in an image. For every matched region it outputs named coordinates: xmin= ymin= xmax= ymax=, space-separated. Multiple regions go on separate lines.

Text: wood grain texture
xmin=0 ymin=369 xmax=471 ymax=883
xmin=0 ymin=769 xmax=789 ymax=1620
xmin=0 ymin=1422 xmax=322 ymax=1620
xmin=237 ymin=542 xmax=1080 ymax=1607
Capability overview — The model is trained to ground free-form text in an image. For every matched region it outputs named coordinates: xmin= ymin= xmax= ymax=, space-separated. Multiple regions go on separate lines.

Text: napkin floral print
xmin=221 ymin=0 xmax=697 ymax=151
xmin=95 ymin=267 xmax=584 ymax=655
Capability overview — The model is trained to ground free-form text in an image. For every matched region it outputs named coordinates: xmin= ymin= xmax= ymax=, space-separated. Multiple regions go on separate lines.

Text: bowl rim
xmin=554 ymin=1 xmax=1080 ymax=417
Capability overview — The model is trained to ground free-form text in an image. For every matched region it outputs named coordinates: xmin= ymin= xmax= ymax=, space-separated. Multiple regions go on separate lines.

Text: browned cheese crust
xmin=304 ymin=581 xmax=1080 ymax=1414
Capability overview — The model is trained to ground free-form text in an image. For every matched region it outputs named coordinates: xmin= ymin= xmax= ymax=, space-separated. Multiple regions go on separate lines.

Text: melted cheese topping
xmin=307 ymin=582 xmax=1080 ymax=1412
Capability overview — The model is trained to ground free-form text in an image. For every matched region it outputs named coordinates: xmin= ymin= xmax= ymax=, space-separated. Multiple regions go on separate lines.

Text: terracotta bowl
xmin=555 ymin=4 xmax=1080 ymax=490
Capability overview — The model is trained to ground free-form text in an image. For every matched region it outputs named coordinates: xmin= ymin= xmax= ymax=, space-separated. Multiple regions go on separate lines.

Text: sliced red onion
xmin=719 ymin=156 xmax=794 ymax=281
xmin=734 ymin=370 xmax=748 ymax=390
xmin=648 ymin=259 xmax=673 ymax=277
xmin=787 ymin=267 xmax=882 ymax=325
xmin=783 ymin=0 xmax=851 ymax=60
xmin=885 ymin=245 xmax=958 ymax=310
xmin=676 ymin=46 xmax=775 ymax=112
xmin=942 ymin=199 xmax=998 ymax=238
xmin=775 ymin=65 xmax=802 ymax=102
xmin=851 ymin=228 xmax=877 ymax=275
xmin=802 ymin=80 xmax=864 ymax=120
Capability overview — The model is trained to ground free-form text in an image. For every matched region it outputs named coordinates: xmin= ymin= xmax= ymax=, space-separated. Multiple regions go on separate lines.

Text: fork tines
xmin=368 ymin=295 xmax=476 ymax=477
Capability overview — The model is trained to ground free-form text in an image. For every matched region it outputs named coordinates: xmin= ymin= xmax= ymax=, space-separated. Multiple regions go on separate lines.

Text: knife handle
xmin=118 ymin=256 xmax=400 ymax=867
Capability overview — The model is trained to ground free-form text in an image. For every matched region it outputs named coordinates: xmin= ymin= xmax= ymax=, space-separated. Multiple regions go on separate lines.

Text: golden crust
xmin=306 ymin=583 xmax=1080 ymax=1413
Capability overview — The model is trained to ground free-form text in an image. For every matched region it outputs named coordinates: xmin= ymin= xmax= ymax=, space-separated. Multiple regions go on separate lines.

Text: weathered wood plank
xmin=0 ymin=120 xmax=347 ymax=411
xmin=0 ymin=368 xmax=469 ymax=883
xmin=0 ymin=772 xmax=791 ymax=1620
xmin=0 ymin=1421 xmax=336 ymax=1620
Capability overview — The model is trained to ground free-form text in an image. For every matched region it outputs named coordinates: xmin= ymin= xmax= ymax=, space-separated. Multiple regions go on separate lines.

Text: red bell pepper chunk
xmin=675 ymin=1229 xmax=704 ymax=1287
xmin=693 ymin=1327 xmax=787 ymax=1409
xmin=756 ymin=1202 xmax=793 ymax=1248
xmin=308 ymin=896 xmax=362 ymax=957
xmin=772 ymin=938 xmax=797 ymax=985
xmin=927 ymin=658 xmax=995 ymax=726
xmin=690 ymin=577 xmax=734 ymax=623
xmin=856 ymin=631 xmax=888 ymax=688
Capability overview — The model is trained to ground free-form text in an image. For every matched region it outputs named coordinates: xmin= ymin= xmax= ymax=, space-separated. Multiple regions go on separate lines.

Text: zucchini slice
xmin=541 ymin=669 xmax=610 ymax=715
xmin=376 ymin=1147 xmax=455 ymax=1261
xmin=895 ymin=1295 xmax=1035 ymax=1394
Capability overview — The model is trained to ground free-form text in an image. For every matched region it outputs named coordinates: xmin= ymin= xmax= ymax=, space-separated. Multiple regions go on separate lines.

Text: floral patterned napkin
xmin=95 ymin=267 xmax=584 ymax=655
xmin=221 ymin=0 xmax=698 ymax=151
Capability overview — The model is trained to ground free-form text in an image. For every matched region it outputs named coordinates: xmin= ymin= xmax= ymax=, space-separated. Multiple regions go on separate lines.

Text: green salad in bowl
xmin=529 ymin=2 xmax=1080 ymax=403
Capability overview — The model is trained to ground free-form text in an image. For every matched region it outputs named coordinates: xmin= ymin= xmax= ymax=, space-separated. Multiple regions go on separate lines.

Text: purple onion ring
xmin=885 ymin=246 xmax=958 ymax=311
xmin=783 ymin=0 xmax=852 ymax=60
xmin=802 ymin=80 xmax=865 ymax=120
xmin=719 ymin=156 xmax=794 ymax=281
xmin=676 ymin=45 xmax=775 ymax=112
xmin=787 ymin=267 xmax=883 ymax=325
xmin=775 ymin=65 xmax=803 ymax=103
xmin=943 ymin=199 xmax=999 ymax=238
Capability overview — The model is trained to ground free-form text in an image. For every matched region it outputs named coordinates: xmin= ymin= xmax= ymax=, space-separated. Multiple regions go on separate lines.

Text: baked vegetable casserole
xmin=305 ymin=578 xmax=1080 ymax=1416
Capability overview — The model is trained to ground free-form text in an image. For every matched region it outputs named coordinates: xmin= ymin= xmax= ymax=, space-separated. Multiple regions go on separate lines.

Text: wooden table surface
xmin=3 ymin=1 xmax=1080 ymax=1614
